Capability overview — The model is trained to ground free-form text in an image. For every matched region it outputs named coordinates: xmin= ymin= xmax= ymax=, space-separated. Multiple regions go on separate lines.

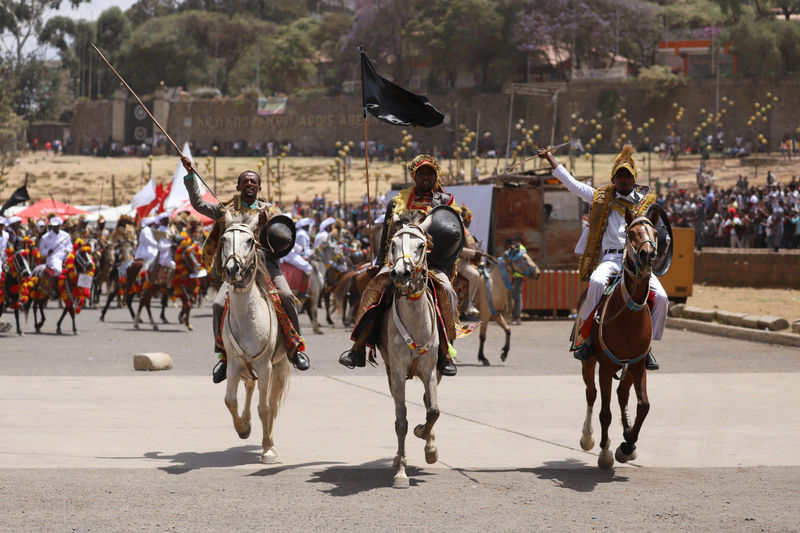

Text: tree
xmin=439 ymin=0 xmax=504 ymax=89
xmin=125 ymin=0 xmax=178 ymax=28
xmin=116 ymin=13 xmax=209 ymax=92
xmin=0 ymin=0 xmax=87 ymax=69
xmin=95 ymin=8 xmax=132 ymax=97
xmin=39 ymin=16 xmax=96 ymax=99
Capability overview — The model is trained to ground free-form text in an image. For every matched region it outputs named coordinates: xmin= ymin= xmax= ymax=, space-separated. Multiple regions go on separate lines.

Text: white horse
xmin=377 ymin=216 xmax=442 ymax=488
xmin=219 ymin=211 xmax=289 ymax=464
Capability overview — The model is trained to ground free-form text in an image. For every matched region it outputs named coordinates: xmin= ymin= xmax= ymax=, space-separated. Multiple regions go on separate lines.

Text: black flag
xmin=0 ymin=175 xmax=30 ymax=215
xmin=360 ymin=49 xmax=444 ymax=128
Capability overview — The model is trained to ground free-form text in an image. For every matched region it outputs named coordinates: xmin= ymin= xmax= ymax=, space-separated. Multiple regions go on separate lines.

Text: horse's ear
xmin=624 ymin=208 xmax=634 ymax=226
xmin=648 ymin=207 xmax=660 ymax=226
xmin=223 ymin=209 xmax=233 ymax=227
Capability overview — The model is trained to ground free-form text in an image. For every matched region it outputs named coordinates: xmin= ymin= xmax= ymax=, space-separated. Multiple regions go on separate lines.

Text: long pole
xmin=504 ymin=86 xmax=515 ymax=168
xmin=90 ymin=43 xmax=219 ymax=203
xmin=363 ymin=118 xmax=375 ymax=263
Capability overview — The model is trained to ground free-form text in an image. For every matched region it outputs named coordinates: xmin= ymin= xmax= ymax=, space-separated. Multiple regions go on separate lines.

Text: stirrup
xmin=339 ymin=348 xmax=365 ymax=369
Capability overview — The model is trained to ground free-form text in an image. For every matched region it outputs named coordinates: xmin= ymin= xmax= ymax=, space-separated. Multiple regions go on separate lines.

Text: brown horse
xmin=579 ymin=209 xmax=660 ymax=469
xmin=171 ymin=236 xmax=203 ymax=330
xmin=133 ymin=258 xmax=175 ymax=330
xmin=330 ymin=263 xmax=372 ymax=327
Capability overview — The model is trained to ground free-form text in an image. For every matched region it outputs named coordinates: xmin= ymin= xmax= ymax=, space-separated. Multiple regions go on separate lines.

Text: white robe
xmin=39 ymin=229 xmax=72 ymax=274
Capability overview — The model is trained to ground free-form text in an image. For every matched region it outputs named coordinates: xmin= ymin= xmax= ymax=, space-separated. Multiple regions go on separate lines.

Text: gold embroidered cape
xmin=579 ymin=185 xmax=656 ymax=281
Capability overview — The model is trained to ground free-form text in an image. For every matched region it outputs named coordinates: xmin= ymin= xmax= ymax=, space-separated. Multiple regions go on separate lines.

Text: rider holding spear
xmin=538 ymin=145 xmax=664 ymax=370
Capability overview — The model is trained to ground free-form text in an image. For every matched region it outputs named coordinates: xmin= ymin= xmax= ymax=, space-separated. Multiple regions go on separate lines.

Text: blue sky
xmin=52 ymin=0 xmax=139 ymax=21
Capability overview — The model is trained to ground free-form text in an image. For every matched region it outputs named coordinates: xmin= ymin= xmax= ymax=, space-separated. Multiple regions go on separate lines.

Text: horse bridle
xmin=74 ymin=247 xmax=95 ymax=273
xmin=500 ymin=248 xmax=539 ymax=279
xmin=222 ymin=223 xmax=258 ymax=293
xmin=387 ymin=224 xmax=428 ymax=300
xmin=622 ymin=216 xmax=657 ymax=280
xmin=12 ymin=250 xmax=32 ymax=278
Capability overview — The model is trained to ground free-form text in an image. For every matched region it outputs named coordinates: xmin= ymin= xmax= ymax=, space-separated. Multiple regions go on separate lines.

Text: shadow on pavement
xmin=249 ymin=461 xmax=344 ymax=477
xmin=455 ymin=458 xmax=629 ymax=492
xmin=142 ymin=446 xmax=264 ymax=473
xmin=307 ymin=459 xmax=435 ymax=496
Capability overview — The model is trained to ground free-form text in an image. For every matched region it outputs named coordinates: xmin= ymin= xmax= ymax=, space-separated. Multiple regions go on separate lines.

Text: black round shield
xmin=260 ymin=214 xmax=296 ymax=260
xmin=426 ymin=205 xmax=465 ymax=271
xmin=647 ymin=203 xmax=673 ymax=277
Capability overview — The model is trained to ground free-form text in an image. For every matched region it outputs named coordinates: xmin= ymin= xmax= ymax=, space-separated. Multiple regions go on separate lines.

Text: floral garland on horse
xmin=171 ymin=232 xmax=201 ymax=302
xmin=57 ymin=239 xmax=96 ymax=313
xmin=7 ymin=237 xmax=38 ymax=307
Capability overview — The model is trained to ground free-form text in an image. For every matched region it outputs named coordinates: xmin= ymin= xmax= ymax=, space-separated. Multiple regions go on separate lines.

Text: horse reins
xmin=222 ymin=223 xmax=258 ymax=294
xmin=387 ymin=225 xmax=429 ymax=300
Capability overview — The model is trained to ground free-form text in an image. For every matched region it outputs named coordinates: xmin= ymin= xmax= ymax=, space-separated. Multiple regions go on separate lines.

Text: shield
xmin=261 ymin=214 xmax=296 ymax=260
xmin=425 ymin=205 xmax=465 ymax=272
xmin=647 ymin=203 xmax=673 ymax=277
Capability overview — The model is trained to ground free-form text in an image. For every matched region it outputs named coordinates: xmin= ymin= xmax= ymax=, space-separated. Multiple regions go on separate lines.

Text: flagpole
xmin=363 ymin=116 xmax=374 ymax=263
xmin=90 ymin=43 xmax=219 ymax=203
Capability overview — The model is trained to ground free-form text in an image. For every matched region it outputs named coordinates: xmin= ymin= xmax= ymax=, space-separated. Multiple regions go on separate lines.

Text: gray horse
xmin=377 ymin=216 xmax=442 ymax=488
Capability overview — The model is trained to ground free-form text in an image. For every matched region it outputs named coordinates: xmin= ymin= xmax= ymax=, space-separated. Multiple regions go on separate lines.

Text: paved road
xmin=1 ymin=300 xmax=799 ymax=531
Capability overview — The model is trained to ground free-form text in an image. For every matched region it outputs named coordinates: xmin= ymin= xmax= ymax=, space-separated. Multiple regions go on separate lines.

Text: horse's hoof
xmin=478 ymin=356 xmax=490 ymax=366
xmin=392 ymin=476 xmax=410 ymax=489
xmin=424 ymin=444 xmax=438 ymax=464
xmin=187 ymin=325 xmax=193 ymax=331
xmin=73 ymin=330 xmax=78 ymax=336
xmin=580 ymin=433 xmax=595 ymax=451
xmin=500 ymin=351 xmax=509 ymax=362
xmin=598 ymin=448 xmax=614 ymax=470
xmin=615 ymin=444 xmax=638 ymax=463
xmin=133 ymin=323 xmax=140 ymax=330
xmin=413 ymin=424 xmax=426 ymax=440
xmin=261 ymin=449 xmax=278 ymax=464
xmin=99 ymin=315 xmax=105 ymax=322
xmin=237 ymin=425 xmax=251 ymax=440
xmin=56 ymin=328 xmax=62 ymax=335
xmin=153 ymin=325 xmax=159 ymax=331
xmin=17 ymin=332 xmax=24 ymax=337
xmin=313 ymin=328 xmax=323 ymax=335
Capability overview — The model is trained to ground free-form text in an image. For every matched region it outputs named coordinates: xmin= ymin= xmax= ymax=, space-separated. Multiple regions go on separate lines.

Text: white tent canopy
xmin=78 ymin=203 xmax=136 ymax=223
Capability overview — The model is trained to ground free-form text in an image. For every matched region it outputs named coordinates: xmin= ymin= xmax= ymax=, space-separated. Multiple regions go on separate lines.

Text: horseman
xmin=338 ymin=154 xmax=462 ymax=376
xmin=92 ymin=215 xmax=110 ymax=245
xmin=456 ymin=204 xmax=484 ymax=318
xmin=538 ymin=145 xmax=664 ymax=370
xmin=281 ymin=217 xmax=313 ymax=280
xmin=179 ymin=155 xmax=310 ymax=383
xmin=314 ymin=217 xmax=336 ymax=249
xmin=0 ymin=217 xmax=9 ymax=267
xmin=38 ymin=216 xmax=72 ymax=281
xmin=70 ymin=215 xmax=91 ymax=243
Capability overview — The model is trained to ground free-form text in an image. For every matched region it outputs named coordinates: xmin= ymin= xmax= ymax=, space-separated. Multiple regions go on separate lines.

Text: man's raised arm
xmin=181 ymin=155 xmax=221 ymax=220
xmin=537 ymin=149 xmax=595 ymax=204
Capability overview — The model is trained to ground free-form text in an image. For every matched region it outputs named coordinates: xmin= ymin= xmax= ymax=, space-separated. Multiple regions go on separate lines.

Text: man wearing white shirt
xmin=135 ymin=216 xmax=159 ymax=269
xmin=539 ymin=146 xmax=664 ymax=370
xmin=314 ymin=217 xmax=335 ymax=249
xmin=282 ymin=218 xmax=313 ymax=275
xmin=38 ymin=216 xmax=73 ymax=276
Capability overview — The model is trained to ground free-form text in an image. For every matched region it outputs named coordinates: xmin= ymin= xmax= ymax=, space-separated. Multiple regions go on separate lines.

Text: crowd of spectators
xmin=659 ymin=170 xmax=800 ymax=251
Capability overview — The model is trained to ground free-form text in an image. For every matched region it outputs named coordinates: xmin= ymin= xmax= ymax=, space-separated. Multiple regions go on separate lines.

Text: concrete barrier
xmin=757 ymin=316 xmax=790 ymax=331
xmin=794 ymin=320 xmax=800 ymax=334
xmin=741 ymin=315 xmax=761 ymax=329
xmin=715 ymin=310 xmax=747 ymax=327
xmin=667 ymin=318 xmax=800 ymax=347
xmin=133 ymin=352 xmax=173 ymax=371
xmin=669 ymin=303 xmax=685 ymax=318
xmin=681 ymin=306 xmax=716 ymax=322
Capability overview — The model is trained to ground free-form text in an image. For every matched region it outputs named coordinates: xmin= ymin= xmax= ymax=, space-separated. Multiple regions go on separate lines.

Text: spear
xmin=504 ymin=139 xmax=572 ymax=173
xmin=90 ymin=43 xmax=219 ymax=203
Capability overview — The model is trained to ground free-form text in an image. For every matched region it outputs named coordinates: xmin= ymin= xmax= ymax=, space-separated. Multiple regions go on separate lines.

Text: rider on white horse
xmin=38 ymin=216 xmax=72 ymax=277
xmin=538 ymin=146 xmax=664 ymax=370
xmin=180 ymin=155 xmax=310 ymax=383
xmin=134 ymin=216 xmax=159 ymax=271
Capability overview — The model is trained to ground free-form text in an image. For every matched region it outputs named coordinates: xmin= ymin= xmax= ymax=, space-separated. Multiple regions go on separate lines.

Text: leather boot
xmin=645 ymin=350 xmax=659 ymax=370
xmin=290 ymin=351 xmax=310 ymax=371
xmin=212 ymin=359 xmax=227 ymax=383
xmin=574 ymin=339 xmax=593 ymax=361
xmin=438 ymin=346 xmax=457 ymax=376
xmin=339 ymin=348 xmax=366 ymax=368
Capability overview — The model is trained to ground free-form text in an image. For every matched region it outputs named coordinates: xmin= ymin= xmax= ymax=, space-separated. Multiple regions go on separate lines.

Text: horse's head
xmin=183 ymin=242 xmax=201 ymax=274
xmin=321 ymin=241 xmax=351 ymax=273
xmin=503 ymin=246 xmax=541 ymax=280
xmin=387 ymin=214 xmax=430 ymax=297
xmin=12 ymin=249 xmax=32 ymax=279
xmin=220 ymin=211 xmax=258 ymax=291
xmin=623 ymin=209 xmax=659 ymax=276
xmin=74 ymin=244 xmax=95 ymax=274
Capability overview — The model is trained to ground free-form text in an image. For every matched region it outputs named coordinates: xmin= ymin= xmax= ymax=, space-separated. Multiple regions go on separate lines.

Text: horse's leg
xmin=160 ymin=292 xmax=169 ymax=323
xmin=34 ymin=301 xmax=45 ymax=333
xmin=597 ymin=365 xmax=615 ymax=470
xmin=494 ymin=312 xmax=512 ymax=362
xmin=224 ymin=358 xmax=251 ymax=440
xmin=14 ymin=308 xmax=23 ymax=336
xmin=261 ymin=357 xmax=289 ymax=464
xmin=311 ymin=278 xmax=323 ymax=334
xmin=143 ymin=291 xmax=158 ymax=330
xmin=183 ymin=297 xmax=193 ymax=331
xmin=388 ymin=368 xmax=409 ymax=488
xmin=56 ymin=307 xmax=68 ymax=335
xmin=133 ymin=293 xmax=144 ymax=329
xmin=414 ymin=368 xmax=441 ymax=464
xmin=126 ymin=294 xmax=136 ymax=320
xmin=616 ymin=368 xmax=650 ymax=463
xmin=580 ymin=359 xmax=598 ymax=450
xmin=100 ymin=286 xmax=115 ymax=321
xmin=477 ymin=299 xmax=490 ymax=365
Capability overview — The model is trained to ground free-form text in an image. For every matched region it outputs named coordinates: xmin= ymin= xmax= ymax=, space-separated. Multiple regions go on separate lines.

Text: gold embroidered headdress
xmin=409 ymin=154 xmax=440 ymax=181
xmin=611 ymin=144 xmax=637 ymax=182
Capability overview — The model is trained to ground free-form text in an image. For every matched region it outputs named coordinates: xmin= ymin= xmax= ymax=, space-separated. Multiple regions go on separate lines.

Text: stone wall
xmin=694 ymin=248 xmax=800 ymax=289
xmin=70 ymin=100 xmax=113 ymax=154
xmin=68 ymin=77 xmax=800 ymax=156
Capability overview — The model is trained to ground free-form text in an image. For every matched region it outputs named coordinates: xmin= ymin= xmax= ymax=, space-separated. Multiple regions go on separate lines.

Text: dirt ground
xmin=3 ymin=149 xmax=798 ymax=208
xmin=687 ymin=284 xmax=800 ymax=325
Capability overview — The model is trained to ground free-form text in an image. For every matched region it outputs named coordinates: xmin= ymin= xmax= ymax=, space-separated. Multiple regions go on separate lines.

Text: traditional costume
xmin=551 ymin=145 xmax=667 ymax=358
